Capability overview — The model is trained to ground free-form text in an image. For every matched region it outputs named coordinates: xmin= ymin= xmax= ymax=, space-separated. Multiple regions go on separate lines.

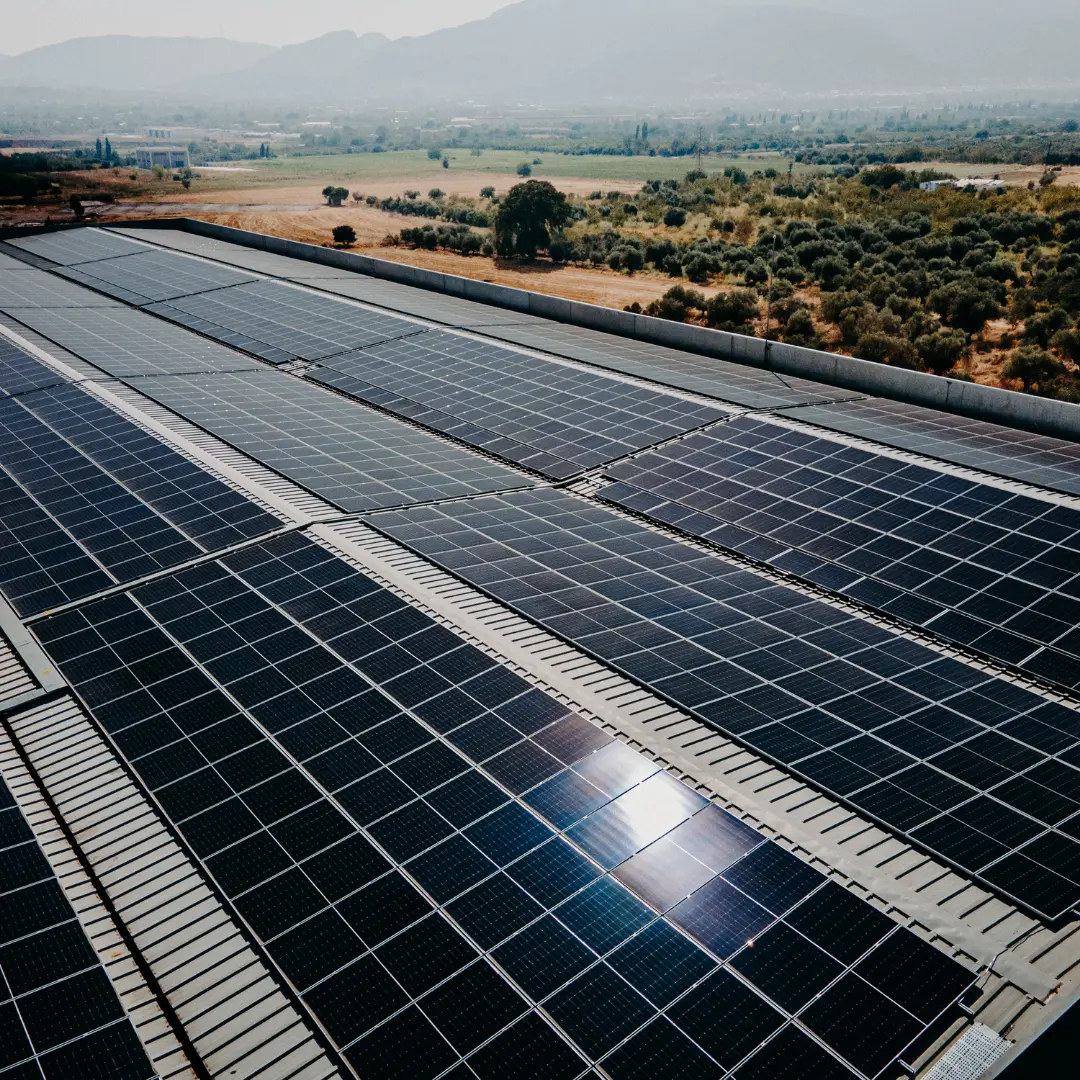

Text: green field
xmin=197 ymin=148 xmax=802 ymax=189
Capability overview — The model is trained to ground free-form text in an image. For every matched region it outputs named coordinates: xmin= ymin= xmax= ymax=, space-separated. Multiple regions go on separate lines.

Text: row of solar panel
xmin=32 ymin=531 xmax=976 ymax=1080
xmin=9 ymin=228 xmax=1080 ymax=521
xmin=1 ymin=236 xmax=737 ymax=482
xmin=68 ymin=227 xmax=1080 ymax=499
xmin=0 ymin=775 xmax=154 ymax=1080
xmin=599 ymin=416 xmax=1080 ymax=690
xmin=365 ymin=488 xmax=1080 ymax=922
xmin=0 ymin=363 xmax=281 ymax=616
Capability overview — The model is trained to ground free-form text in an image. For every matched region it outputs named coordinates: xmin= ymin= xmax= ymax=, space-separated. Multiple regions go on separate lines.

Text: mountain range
xmin=0 ymin=0 xmax=1076 ymax=102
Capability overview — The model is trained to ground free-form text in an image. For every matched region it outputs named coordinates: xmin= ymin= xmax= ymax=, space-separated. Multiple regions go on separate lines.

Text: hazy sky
xmin=0 ymin=0 xmax=516 ymax=55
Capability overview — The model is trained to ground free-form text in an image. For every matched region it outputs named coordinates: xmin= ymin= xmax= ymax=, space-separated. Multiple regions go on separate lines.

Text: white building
xmin=136 ymin=147 xmax=189 ymax=170
xmin=920 ymin=177 xmax=1004 ymax=192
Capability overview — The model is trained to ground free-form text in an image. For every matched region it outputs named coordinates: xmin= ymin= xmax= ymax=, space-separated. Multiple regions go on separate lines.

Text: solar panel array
xmin=600 ymin=416 xmax=1080 ymax=689
xmin=789 ymin=399 xmax=1080 ymax=498
xmin=5 ymin=306 xmax=263 ymax=377
xmin=0 ymin=269 xmax=125 ymax=310
xmin=56 ymin=249 xmax=257 ymax=306
xmin=0 ymin=338 xmax=65 ymax=399
xmin=462 ymin=321 xmax=859 ymax=412
xmin=0 ymin=775 xmax=155 ymax=1080
xmin=311 ymin=331 xmax=725 ymax=479
xmin=0 ymin=378 xmax=280 ymax=614
xmin=367 ymin=489 xmax=1080 ymax=921
xmin=9 ymin=230 xmax=149 ymax=266
xmin=127 ymin=369 xmax=532 ymax=512
xmin=60 ymin=228 xmax=858 ymax=412
xmin=147 ymin=280 xmax=427 ymax=364
xmin=33 ymin=532 xmax=977 ymax=1080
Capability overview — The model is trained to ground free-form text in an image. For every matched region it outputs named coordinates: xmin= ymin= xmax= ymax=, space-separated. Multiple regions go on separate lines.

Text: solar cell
xmin=474 ymin=321 xmax=858 ymax=411
xmin=125 ymin=369 xmax=531 ymax=511
xmin=0 ymin=385 xmax=279 ymax=614
xmin=147 ymin=280 xmax=426 ymax=363
xmin=0 ymin=253 xmax=31 ymax=270
xmin=9 ymin=228 xmax=149 ymax=266
xmin=0 ymin=268 xmax=125 ymax=309
xmin=366 ymin=488 xmax=1080 ymax=920
xmin=791 ymin=399 xmax=1080 ymax=498
xmin=6 ymin=306 xmax=263 ymax=377
xmin=33 ymin=531 xmax=975 ymax=1078
xmin=0 ymin=774 xmax=154 ymax=1080
xmin=310 ymin=330 xmax=724 ymax=479
xmin=55 ymin=249 xmax=256 ymax=306
xmin=599 ymin=415 xmax=1080 ymax=689
xmin=0 ymin=336 xmax=66 ymax=399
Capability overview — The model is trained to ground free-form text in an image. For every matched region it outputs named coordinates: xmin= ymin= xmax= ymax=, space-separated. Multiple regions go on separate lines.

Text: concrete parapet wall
xmin=116 ymin=218 xmax=1080 ymax=443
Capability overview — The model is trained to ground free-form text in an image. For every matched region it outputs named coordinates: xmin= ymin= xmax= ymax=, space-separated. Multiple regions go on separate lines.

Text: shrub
xmin=663 ymin=207 xmax=687 ymax=228
xmin=1051 ymin=327 xmax=1080 ymax=361
xmin=427 ymin=148 xmax=443 ymax=160
xmin=782 ymin=308 xmax=823 ymax=349
xmin=855 ymin=332 xmax=922 ymax=369
xmin=332 ymin=224 xmax=357 ymax=248
xmin=428 ymin=188 xmax=444 ymax=199
xmin=915 ymin=329 xmax=968 ymax=375
xmin=1004 ymin=346 xmax=1066 ymax=391
xmin=480 ymin=186 xmax=496 ymax=198
xmin=517 ymin=162 xmax=532 ymax=177
xmin=705 ymin=290 xmax=759 ymax=332
xmin=645 ymin=285 xmax=707 ymax=322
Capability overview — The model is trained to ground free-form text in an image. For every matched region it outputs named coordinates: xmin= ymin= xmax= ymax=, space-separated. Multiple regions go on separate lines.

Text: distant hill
xmin=206 ymin=1 xmax=937 ymax=102
xmin=0 ymin=35 xmax=274 ymax=90
xmin=227 ymin=30 xmax=391 ymax=96
xmin=1 ymin=0 xmax=1077 ymax=101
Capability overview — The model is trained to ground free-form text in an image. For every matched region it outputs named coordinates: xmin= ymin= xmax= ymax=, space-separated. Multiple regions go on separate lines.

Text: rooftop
xmin=0 ymin=222 xmax=1076 ymax=1080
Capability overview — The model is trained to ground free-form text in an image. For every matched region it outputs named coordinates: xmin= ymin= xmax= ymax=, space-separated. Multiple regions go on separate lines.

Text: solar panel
xmin=9 ymin=229 xmax=149 ymax=266
xmin=6 ymin=306 xmax=263 ymax=377
xmin=310 ymin=330 xmax=725 ymax=479
xmin=0 ymin=268 xmax=125 ymax=309
xmin=791 ymin=399 xmax=1080 ymax=498
xmin=32 ymin=531 xmax=976 ymax=1078
xmin=125 ymin=369 xmax=531 ymax=512
xmin=0 ymin=336 xmax=66 ymax=399
xmin=105 ymin=228 xmax=366 ymax=277
xmin=0 ymin=253 xmax=31 ymax=270
xmin=55 ymin=249 xmax=257 ymax=306
xmin=474 ymin=322 xmax=858 ymax=411
xmin=366 ymin=488 xmax=1080 ymax=920
xmin=0 ymin=386 xmax=280 ymax=615
xmin=0 ymin=774 xmax=155 ymax=1080
xmin=599 ymin=416 xmax=1080 ymax=690
xmin=147 ymin=280 xmax=427 ymax=363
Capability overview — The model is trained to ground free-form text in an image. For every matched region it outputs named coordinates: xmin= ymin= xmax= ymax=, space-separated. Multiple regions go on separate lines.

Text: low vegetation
xmin=372 ymin=164 xmax=1080 ymax=398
